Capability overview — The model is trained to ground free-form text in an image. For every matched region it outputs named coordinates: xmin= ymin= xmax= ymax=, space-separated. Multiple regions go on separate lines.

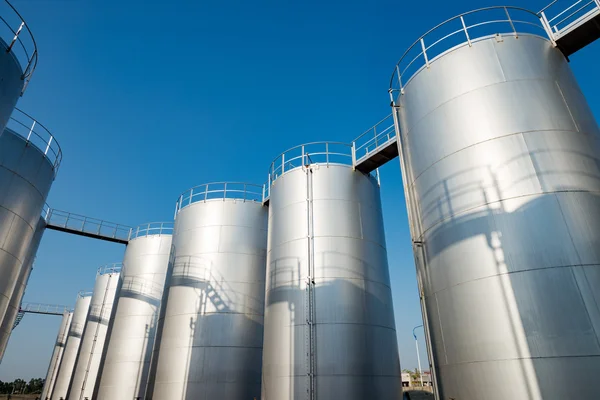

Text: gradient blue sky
xmin=1 ymin=0 xmax=599 ymax=381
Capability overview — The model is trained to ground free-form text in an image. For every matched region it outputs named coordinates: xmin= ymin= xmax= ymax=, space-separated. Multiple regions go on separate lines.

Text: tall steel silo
xmin=94 ymin=223 xmax=172 ymax=400
xmin=0 ymin=216 xmax=46 ymax=360
xmin=147 ymin=182 xmax=267 ymax=400
xmin=0 ymin=0 xmax=38 ymax=128
xmin=261 ymin=142 xmax=401 ymax=400
xmin=52 ymin=291 xmax=92 ymax=400
xmin=0 ymin=109 xmax=61 ymax=334
xmin=41 ymin=310 xmax=73 ymax=400
xmin=67 ymin=265 xmax=121 ymax=400
xmin=389 ymin=7 xmax=600 ymax=400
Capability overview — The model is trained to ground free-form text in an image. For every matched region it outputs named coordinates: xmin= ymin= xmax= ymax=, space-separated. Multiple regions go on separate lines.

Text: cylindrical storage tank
xmin=41 ymin=310 xmax=73 ymax=400
xmin=0 ymin=216 xmax=46 ymax=360
xmin=67 ymin=264 xmax=121 ymax=400
xmin=52 ymin=291 xmax=92 ymax=400
xmin=147 ymin=182 xmax=267 ymax=399
xmin=390 ymin=7 xmax=600 ymax=400
xmin=0 ymin=1 xmax=38 ymax=127
xmin=0 ymin=109 xmax=61 ymax=333
xmin=261 ymin=143 xmax=401 ymax=399
xmin=94 ymin=223 xmax=173 ymax=400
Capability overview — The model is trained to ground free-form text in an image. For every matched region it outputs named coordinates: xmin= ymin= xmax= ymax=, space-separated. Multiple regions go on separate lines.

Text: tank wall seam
xmin=426 ymin=263 xmax=600 ymax=297
xmin=0 ymin=162 xmax=52 ymax=201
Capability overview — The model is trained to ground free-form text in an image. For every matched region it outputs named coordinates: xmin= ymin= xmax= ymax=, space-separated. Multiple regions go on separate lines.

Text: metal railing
xmin=69 ymin=322 xmax=86 ymax=335
xmin=175 ymin=182 xmax=263 ymax=216
xmin=19 ymin=302 xmax=72 ymax=315
xmin=389 ymin=6 xmax=546 ymax=100
xmin=6 ymin=108 xmax=62 ymax=172
xmin=539 ymin=0 xmax=600 ymax=38
xmin=45 ymin=208 xmax=132 ymax=242
xmin=120 ymin=276 xmax=164 ymax=300
xmin=266 ymin=142 xmax=353 ymax=193
xmin=77 ymin=290 xmax=93 ymax=298
xmin=0 ymin=0 xmax=37 ymax=93
xmin=351 ymin=114 xmax=396 ymax=164
xmin=128 ymin=222 xmax=174 ymax=240
xmin=97 ymin=263 xmax=122 ymax=276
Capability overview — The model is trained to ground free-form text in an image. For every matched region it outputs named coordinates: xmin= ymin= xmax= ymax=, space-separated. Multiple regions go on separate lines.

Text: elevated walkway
xmin=13 ymin=302 xmax=72 ymax=330
xmin=352 ymin=114 xmax=398 ymax=173
xmin=540 ymin=0 xmax=600 ymax=56
xmin=44 ymin=208 xmax=131 ymax=245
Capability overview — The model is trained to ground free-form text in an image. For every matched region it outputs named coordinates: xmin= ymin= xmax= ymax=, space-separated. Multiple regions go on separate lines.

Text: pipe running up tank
xmin=0 ymin=109 xmax=61 ymax=336
xmin=41 ymin=311 xmax=73 ymax=400
xmin=0 ymin=216 xmax=46 ymax=360
xmin=94 ymin=224 xmax=172 ymax=400
xmin=67 ymin=264 xmax=121 ymax=400
xmin=146 ymin=182 xmax=267 ymax=399
xmin=389 ymin=6 xmax=600 ymax=400
xmin=0 ymin=0 xmax=39 ymax=128
xmin=51 ymin=291 xmax=92 ymax=400
xmin=261 ymin=142 xmax=401 ymax=399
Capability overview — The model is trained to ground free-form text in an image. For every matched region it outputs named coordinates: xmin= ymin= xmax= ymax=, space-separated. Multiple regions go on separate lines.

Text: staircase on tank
xmin=539 ymin=0 xmax=600 ymax=56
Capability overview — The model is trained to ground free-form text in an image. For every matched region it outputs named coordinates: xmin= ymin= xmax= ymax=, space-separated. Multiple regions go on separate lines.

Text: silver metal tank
xmin=389 ymin=7 xmax=600 ymax=400
xmin=0 ymin=109 xmax=61 ymax=335
xmin=94 ymin=224 xmax=172 ymax=400
xmin=261 ymin=143 xmax=401 ymax=399
xmin=41 ymin=311 xmax=73 ymax=400
xmin=0 ymin=216 xmax=46 ymax=360
xmin=147 ymin=182 xmax=267 ymax=399
xmin=67 ymin=265 xmax=121 ymax=400
xmin=0 ymin=0 xmax=38 ymax=128
xmin=52 ymin=291 xmax=92 ymax=400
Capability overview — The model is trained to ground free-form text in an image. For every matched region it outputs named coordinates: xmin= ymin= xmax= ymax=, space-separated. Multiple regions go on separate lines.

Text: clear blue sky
xmin=1 ymin=0 xmax=599 ymax=381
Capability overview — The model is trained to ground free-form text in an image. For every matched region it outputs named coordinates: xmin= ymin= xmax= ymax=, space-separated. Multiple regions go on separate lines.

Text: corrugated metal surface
xmin=395 ymin=33 xmax=600 ymax=399
xmin=67 ymin=266 xmax=120 ymax=400
xmin=95 ymin=228 xmax=172 ymax=400
xmin=41 ymin=311 xmax=73 ymax=400
xmin=147 ymin=184 xmax=267 ymax=399
xmin=51 ymin=293 xmax=92 ymax=400
xmin=262 ymin=161 xmax=401 ymax=399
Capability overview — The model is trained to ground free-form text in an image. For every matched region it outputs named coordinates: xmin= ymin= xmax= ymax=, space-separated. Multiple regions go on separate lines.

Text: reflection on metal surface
xmin=95 ymin=231 xmax=172 ymax=400
xmin=262 ymin=163 xmax=401 ymax=399
xmin=51 ymin=292 xmax=92 ymax=400
xmin=67 ymin=266 xmax=121 ymax=400
xmin=392 ymin=22 xmax=600 ymax=400
xmin=0 ymin=123 xmax=56 ymax=347
xmin=147 ymin=185 xmax=267 ymax=399
xmin=41 ymin=311 xmax=73 ymax=400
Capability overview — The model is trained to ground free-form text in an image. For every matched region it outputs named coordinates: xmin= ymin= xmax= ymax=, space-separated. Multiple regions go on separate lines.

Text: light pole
xmin=413 ymin=324 xmax=424 ymax=387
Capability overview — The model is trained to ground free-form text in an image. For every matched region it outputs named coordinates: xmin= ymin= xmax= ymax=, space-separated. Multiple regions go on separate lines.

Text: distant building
xmin=402 ymin=371 xmax=433 ymax=387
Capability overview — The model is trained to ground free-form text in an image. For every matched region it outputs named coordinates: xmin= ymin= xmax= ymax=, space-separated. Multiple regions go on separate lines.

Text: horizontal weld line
xmin=418 ymin=189 xmax=600 ymax=239
xmin=428 ymin=263 xmax=600 ymax=295
xmin=268 ymin=236 xmax=387 ymax=251
xmin=265 ymin=277 xmax=392 ymax=292
xmin=437 ymin=354 xmax=600 ymax=367
xmin=285 ymin=322 xmax=397 ymax=331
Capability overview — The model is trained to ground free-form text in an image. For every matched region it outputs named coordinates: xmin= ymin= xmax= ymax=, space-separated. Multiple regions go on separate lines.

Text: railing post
xmin=420 ymin=38 xmax=429 ymax=68
xmin=504 ymin=7 xmax=518 ymax=37
xmin=351 ymin=141 xmax=357 ymax=168
xmin=223 ymin=182 xmax=227 ymax=200
xmin=6 ymin=21 xmax=24 ymax=53
xmin=45 ymin=136 xmax=53 ymax=155
xmin=204 ymin=185 xmax=208 ymax=202
xmin=97 ymin=221 xmax=103 ymax=235
xmin=539 ymin=11 xmax=557 ymax=45
xmin=325 ymin=143 xmax=329 ymax=167
xmin=64 ymin=214 xmax=70 ymax=229
xmin=301 ymin=145 xmax=305 ymax=167
xmin=460 ymin=16 xmax=472 ymax=47
xmin=396 ymin=65 xmax=403 ymax=95
xmin=26 ymin=120 xmax=35 ymax=141
xmin=282 ymin=153 xmax=285 ymax=173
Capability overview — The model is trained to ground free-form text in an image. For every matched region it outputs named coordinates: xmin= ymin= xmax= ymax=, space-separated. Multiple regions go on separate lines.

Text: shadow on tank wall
xmin=417 ymin=142 xmax=600 ymax=399
xmin=93 ymin=275 xmax=162 ymax=400
xmin=263 ymin=254 xmax=401 ymax=400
